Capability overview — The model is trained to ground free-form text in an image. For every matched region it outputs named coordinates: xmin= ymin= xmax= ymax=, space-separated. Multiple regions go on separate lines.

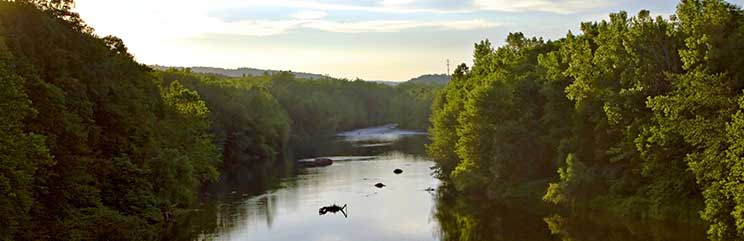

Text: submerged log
xmin=319 ymin=204 xmax=347 ymax=217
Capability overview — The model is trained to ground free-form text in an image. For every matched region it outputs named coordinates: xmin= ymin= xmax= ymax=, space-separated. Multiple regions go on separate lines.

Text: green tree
xmin=0 ymin=3 xmax=225 ymax=239
xmin=645 ymin=0 xmax=744 ymax=239
xmin=0 ymin=36 xmax=52 ymax=240
xmin=428 ymin=64 xmax=470 ymax=178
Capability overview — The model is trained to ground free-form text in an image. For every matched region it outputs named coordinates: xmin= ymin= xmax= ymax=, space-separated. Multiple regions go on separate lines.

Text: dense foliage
xmin=0 ymin=2 xmax=223 ymax=240
xmin=268 ymin=73 xmax=436 ymax=135
xmin=428 ymin=1 xmax=744 ymax=240
xmin=156 ymin=70 xmax=438 ymax=190
xmin=0 ymin=1 xmax=436 ymax=239
xmin=159 ymin=69 xmax=437 ymax=140
xmin=157 ymin=71 xmax=290 ymax=174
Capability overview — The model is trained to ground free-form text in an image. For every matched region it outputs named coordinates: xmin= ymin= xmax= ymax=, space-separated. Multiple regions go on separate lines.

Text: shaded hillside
xmin=406 ymin=74 xmax=450 ymax=85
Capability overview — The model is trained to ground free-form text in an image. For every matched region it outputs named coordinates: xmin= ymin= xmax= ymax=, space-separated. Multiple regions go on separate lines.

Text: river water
xmin=172 ymin=126 xmax=707 ymax=241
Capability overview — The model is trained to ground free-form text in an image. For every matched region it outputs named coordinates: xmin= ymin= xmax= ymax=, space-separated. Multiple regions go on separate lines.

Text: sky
xmin=74 ymin=0 xmax=744 ymax=81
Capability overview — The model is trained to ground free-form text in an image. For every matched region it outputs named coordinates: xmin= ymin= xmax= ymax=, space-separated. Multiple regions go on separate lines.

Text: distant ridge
xmin=150 ymin=65 xmax=330 ymax=80
xmin=367 ymin=80 xmax=401 ymax=86
xmin=151 ymin=65 xmax=450 ymax=85
xmin=406 ymin=74 xmax=450 ymax=85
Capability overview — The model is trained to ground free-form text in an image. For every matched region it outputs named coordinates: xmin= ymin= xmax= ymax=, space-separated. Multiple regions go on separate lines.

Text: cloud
xmin=304 ymin=19 xmax=500 ymax=33
xmin=379 ymin=0 xmax=420 ymax=7
xmin=214 ymin=20 xmax=307 ymax=37
xmin=291 ymin=10 xmax=329 ymax=20
xmin=241 ymin=0 xmax=468 ymax=14
xmin=252 ymin=0 xmax=609 ymax=15
xmin=204 ymin=19 xmax=500 ymax=36
xmin=472 ymin=0 xmax=610 ymax=14
xmin=74 ymin=0 xmax=494 ymax=38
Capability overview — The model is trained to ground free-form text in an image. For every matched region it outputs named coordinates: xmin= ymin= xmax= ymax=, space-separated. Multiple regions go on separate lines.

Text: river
xmin=170 ymin=125 xmax=707 ymax=241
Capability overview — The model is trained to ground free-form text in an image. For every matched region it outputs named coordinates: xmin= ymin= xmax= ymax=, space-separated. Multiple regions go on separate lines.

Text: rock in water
xmin=393 ymin=169 xmax=403 ymax=174
xmin=374 ymin=183 xmax=386 ymax=188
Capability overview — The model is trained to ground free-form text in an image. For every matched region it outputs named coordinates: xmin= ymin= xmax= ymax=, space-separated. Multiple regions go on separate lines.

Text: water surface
xmin=174 ymin=126 xmax=707 ymax=241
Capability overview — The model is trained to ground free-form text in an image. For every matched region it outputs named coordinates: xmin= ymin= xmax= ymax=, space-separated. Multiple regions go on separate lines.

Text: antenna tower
xmin=447 ymin=59 xmax=450 ymax=76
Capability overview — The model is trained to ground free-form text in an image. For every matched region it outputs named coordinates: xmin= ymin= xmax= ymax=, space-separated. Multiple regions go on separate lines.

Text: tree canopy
xmin=428 ymin=1 xmax=744 ymax=240
xmin=0 ymin=2 xmax=437 ymax=239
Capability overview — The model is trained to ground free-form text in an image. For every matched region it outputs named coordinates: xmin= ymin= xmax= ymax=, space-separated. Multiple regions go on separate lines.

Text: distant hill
xmin=150 ymin=65 xmax=330 ymax=80
xmin=406 ymin=74 xmax=451 ymax=85
xmin=151 ymin=65 xmax=451 ymax=86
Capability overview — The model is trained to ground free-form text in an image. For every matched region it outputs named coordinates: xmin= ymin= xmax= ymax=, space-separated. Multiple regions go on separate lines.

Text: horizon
xmin=149 ymin=64 xmax=451 ymax=82
xmin=75 ymin=0 xmax=744 ymax=81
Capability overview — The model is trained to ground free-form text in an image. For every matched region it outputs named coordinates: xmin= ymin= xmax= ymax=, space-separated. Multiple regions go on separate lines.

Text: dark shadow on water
xmin=432 ymin=186 xmax=707 ymax=241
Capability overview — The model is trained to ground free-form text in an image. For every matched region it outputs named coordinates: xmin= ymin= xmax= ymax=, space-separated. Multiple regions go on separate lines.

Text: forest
xmin=6 ymin=0 xmax=744 ymax=240
xmin=427 ymin=1 xmax=744 ymax=241
xmin=0 ymin=1 xmax=436 ymax=240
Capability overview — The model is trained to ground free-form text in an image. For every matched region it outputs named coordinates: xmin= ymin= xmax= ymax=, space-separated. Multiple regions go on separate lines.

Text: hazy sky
xmin=74 ymin=0 xmax=744 ymax=81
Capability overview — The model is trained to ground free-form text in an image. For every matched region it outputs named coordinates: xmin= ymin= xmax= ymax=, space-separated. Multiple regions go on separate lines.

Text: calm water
xmin=172 ymin=126 xmax=707 ymax=241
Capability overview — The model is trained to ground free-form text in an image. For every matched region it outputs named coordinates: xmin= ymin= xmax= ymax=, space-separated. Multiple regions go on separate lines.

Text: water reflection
xmin=189 ymin=154 xmax=439 ymax=241
xmin=433 ymin=188 xmax=553 ymax=241
xmin=172 ymin=127 xmax=707 ymax=241
xmin=288 ymin=126 xmax=428 ymax=161
xmin=171 ymin=131 xmax=436 ymax=241
xmin=336 ymin=124 xmax=426 ymax=143
xmin=542 ymin=213 xmax=705 ymax=241
xmin=432 ymin=187 xmax=706 ymax=241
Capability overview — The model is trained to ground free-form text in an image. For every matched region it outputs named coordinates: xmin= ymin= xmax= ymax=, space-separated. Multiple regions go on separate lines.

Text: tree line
xmin=0 ymin=1 xmax=225 ymax=239
xmin=158 ymin=67 xmax=437 ymax=139
xmin=427 ymin=1 xmax=744 ymax=240
xmin=0 ymin=1 xmax=437 ymax=240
